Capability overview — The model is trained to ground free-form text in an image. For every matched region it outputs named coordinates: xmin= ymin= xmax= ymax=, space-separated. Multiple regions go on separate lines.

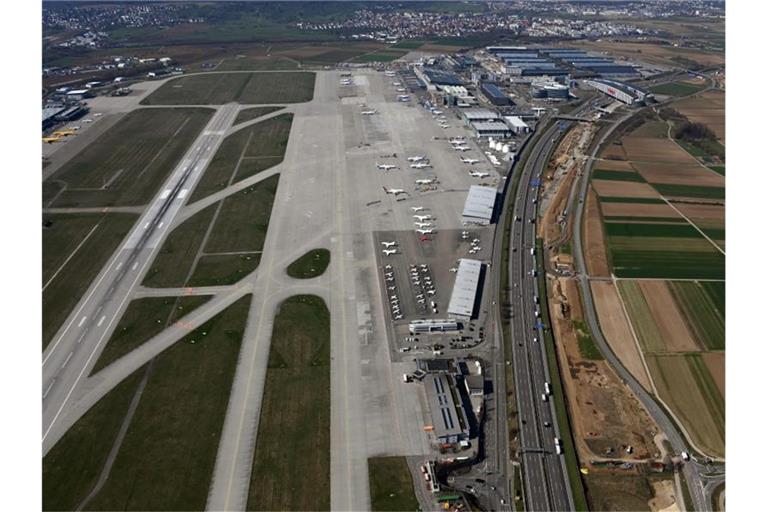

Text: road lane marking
xmin=116 ymin=261 xmax=123 ymax=270
xmin=77 ymin=333 xmax=86 ymax=344
xmin=160 ymin=189 xmax=172 ymax=199
xmin=132 ymin=262 xmax=138 ymax=270
xmin=43 ymin=380 xmax=56 ymax=399
xmin=97 ymin=316 xmax=106 ymax=327
xmin=78 ymin=316 xmax=87 ymax=327
xmin=157 ymin=222 xmax=164 ymax=229
xmin=144 ymin=222 xmax=150 ymax=229
xmin=61 ymin=352 xmax=73 ymax=369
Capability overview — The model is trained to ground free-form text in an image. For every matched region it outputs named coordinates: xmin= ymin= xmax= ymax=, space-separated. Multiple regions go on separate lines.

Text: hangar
xmin=447 ymin=258 xmax=484 ymax=320
xmin=461 ymin=185 xmax=498 ymax=225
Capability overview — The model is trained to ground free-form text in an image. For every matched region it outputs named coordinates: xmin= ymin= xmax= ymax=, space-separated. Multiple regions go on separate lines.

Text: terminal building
xmin=585 ymin=78 xmax=652 ymax=106
xmin=409 ymin=319 xmax=460 ymax=334
xmin=462 ymin=185 xmax=498 ymax=225
xmin=424 ymin=373 xmax=470 ymax=444
xmin=471 ymin=121 xmax=511 ymax=138
xmin=447 ymin=258 xmax=484 ymax=321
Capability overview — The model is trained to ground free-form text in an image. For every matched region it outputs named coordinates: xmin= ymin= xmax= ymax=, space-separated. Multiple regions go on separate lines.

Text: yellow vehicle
xmin=42 ymin=136 xmax=61 ymax=143
xmin=53 ymin=129 xmax=76 ymax=137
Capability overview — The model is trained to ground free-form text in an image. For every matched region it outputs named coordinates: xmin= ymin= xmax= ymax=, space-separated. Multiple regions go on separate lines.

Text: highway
xmin=503 ymin=116 xmax=581 ymax=511
xmin=42 ymin=103 xmax=239 ymax=452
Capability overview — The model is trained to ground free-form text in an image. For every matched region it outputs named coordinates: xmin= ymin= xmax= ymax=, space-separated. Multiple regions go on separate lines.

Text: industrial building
xmin=471 ymin=121 xmax=512 ymax=138
xmin=479 ymin=82 xmax=512 ymax=106
xmin=420 ymin=67 xmax=464 ymax=86
xmin=461 ymin=108 xmax=501 ymax=124
xmin=504 ymin=116 xmax=530 ymax=135
xmin=65 ymin=89 xmax=94 ymax=101
xmin=531 ymin=80 xmax=570 ymax=100
xmin=447 ymin=258 xmax=484 ymax=320
xmin=461 ymin=185 xmax=498 ymax=225
xmin=42 ymin=106 xmax=66 ymax=131
xmin=585 ymin=78 xmax=651 ymax=106
xmin=409 ymin=319 xmax=460 ymax=334
xmin=424 ymin=373 xmax=469 ymax=444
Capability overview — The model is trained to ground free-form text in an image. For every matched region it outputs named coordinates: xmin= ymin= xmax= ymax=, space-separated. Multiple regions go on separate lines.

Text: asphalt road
xmin=42 ymin=103 xmax=240 ymax=452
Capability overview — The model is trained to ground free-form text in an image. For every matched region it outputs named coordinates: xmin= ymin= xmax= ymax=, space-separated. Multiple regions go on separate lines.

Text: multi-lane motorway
xmin=42 ymin=103 xmax=239 ymax=452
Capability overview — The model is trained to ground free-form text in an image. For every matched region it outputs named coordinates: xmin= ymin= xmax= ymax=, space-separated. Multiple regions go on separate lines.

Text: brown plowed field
xmin=632 ymin=162 xmax=725 ymax=186
xmin=592 ymin=180 xmax=660 ymax=198
xmin=674 ymin=91 xmax=725 ymax=142
xmin=601 ymin=144 xmax=627 ymax=160
xmin=673 ymin=203 xmax=725 ymax=228
xmin=595 ymin=159 xmax=636 ymax=171
xmin=622 ymin=138 xmax=698 ymax=163
xmin=638 ymin=281 xmax=701 ymax=352
xmin=590 ymin=281 xmax=652 ymax=390
xmin=702 ymin=352 xmax=725 ymax=398
xmin=601 ymin=202 xmax=678 ymax=218
xmin=584 ymin=187 xmax=611 ymax=277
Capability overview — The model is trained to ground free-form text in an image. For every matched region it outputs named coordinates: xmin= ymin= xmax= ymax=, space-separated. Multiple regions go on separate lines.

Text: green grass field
xmin=709 ymin=165 xmax=725 ymax=176
xmin=650 ymin=81 xmax=706 ymax=96
xmin=572 ymin=320 xmax=604 ymax=360
xmin=204 ymin=174 xmax=280 ymax=253
xmin=592 ymin=170 xmax=647 ymax=182
xmin=668 ymin=281 xmax=725 ymax=350
xmin=598 ymin=197 xmax=666 ymax=204
xmin=286 ymin=248 xmax=330 ymax=278
xmin=48 ymin=108 xmax=213 ymax=208
xmin=142 ymin=72 xmax=315 ymax=105
xmin=351 ymin=51 xmax=407 ymax=63
xmin=43 ymin=213 xmax=138 ymax=348
xmin=189 ymin=113 xmax=292 ymax=202
xmin=90 ymin=295 xmax=212 ymax=374
xmin=215 ymin=56 xmax=299 ymax=71
xmin=187 ymin=253 xmax=262 ymax=286
xmin=652 ymin=183 xmax=725 ymax=199
xmin=142 ymin=205 xmax=217 ymax=288
xmin=233 ymin=105 xmax=283 ymax=125
xmin=583 ymin=472 xmax=653 ymax=512
xmin=605 ymin=222 xmax=703 ymax=238
xmin=391 ymin=40 xmax=424 ymax=49
xmin=617 ymin=281 xmax=666 ymax=353
xmin=247 ymin=295 xmax=331 ymax=511
xmin=43 ymin=370 xmax=146 ymax=512
xmin=80 ymin=295 xmax=251 ymax=511
xmin=368 ymin=457 xmax=419 ymax=511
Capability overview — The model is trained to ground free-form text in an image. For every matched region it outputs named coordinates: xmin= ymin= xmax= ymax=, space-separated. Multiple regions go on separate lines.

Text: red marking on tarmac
xmin=175 ymin=320 xmax=195 ymax=331
xmin=185 ymin=287 xmax=194 ymax=296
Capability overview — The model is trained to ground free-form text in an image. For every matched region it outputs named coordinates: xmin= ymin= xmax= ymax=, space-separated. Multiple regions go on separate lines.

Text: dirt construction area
xmin=548 ymin=277 xmax=659 ymax=462
xmin=590 ymin=281 xmax=652 ymax=391
xmin=583 ymin=187 xmax=611 ymax=276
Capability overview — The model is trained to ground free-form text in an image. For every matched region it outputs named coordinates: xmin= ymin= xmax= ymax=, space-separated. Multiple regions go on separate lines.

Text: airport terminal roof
xmin=462 ymin=108 xmax=501 ymax=121
xmin=424 ymin=373 xmax=465 ymax=440
xmin=504 ymin=116 xmax=529 ymax=129
xmin=462 ymin=185 xmax=497 ymax=224
xmin=422 ymin=67 xmax=463 ymax=86
xmin=472 ymin=121 xmax=511 ymax=133
xmin=448 ymin=258 xmax=484 ymax=319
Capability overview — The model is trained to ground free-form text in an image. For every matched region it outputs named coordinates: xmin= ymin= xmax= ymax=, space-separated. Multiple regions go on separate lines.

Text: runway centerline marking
xmin=77 ymin=316 xmax=87 ymax=327
xmin=97 ymin=316 xmax=106 ymax=327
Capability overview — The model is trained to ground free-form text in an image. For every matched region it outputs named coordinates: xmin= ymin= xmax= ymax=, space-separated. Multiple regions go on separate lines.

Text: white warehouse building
xmin=447 ymin=258 xmax=484 ymax=320
xmin=584 ymin=79 xmax=651 ymax=106
xmin=462 ymin=185 xmax=498 ymax=225
xmin=504 ymin=115 xmax=530 ymax=135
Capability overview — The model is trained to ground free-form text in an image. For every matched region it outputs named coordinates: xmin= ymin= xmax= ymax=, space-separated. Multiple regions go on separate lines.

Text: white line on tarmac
xmin=97 ymin=316 xmax=106 ymax=327
xmin=78 ymin=316 xmax=87 ymax=327
xmin=43 ymin=380 xmax=56 ymax=399
xmin=116 ymin=261 xmax=124 ymax=270
xmin=77 ymin=333 xmax=86 ymax=344
xmin=144 ymin=222 xmax=150 ymax=229
xmin=61 ymin=352 xmax=73 ymax=369
xmin=132 ymin=262 xmax=138 ymax=270
xmin=157 ymin=222 xmax=164 ymax=229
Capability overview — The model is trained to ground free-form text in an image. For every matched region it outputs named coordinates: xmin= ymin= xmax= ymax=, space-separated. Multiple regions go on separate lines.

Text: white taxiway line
xmin=61 ymin=352 xmax=73 ymax=369
xmin=97 ymin=316 xmax=106 ymax=327
xmin=77 ymin=316 xmax=87 ymax=327
xmin=43 ymin=380 xmax=56 ymax=399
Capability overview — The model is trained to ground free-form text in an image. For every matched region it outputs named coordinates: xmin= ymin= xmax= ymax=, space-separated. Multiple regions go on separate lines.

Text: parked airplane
xmin=382 ymin=249 xmax=397 ymax=256
xmin=415 ymin=222 xmax=432 ymax=228
xmin=381 ymin=241 xmax=397 ymax=248
xmin=460 ymin=157 xmax=480 ymax=164
xmin=53 ymin=130 xmax=76 ymax=137
xmin=361 ymin=109 xmax=377 ymax=115
xmin=396 ymin=87 xmax=406 ymax=92
xmin=376 ymin=163 xmax=398 ymax=170
xmin=432 ymin=109 xmax=443 ymax=115
xmin=42 ymin=136 xmax=61 ymax=143
xmin=453 ymin=146 xmax=471 ymax=152
xmin=449 ymin=137 xmax=466 ymax=143
xmin=410 ymin=206 xmax=426 ymax=212
xmin=407 ymin=155 xmax=427 ymax=162
xmin=385 ymin=71 xmax=396 ymax=77
xmin=393 ymin=81 xmax=401 ymax=86
xmin=410 ymin=162 xmax=432 ymax=169
xmin=469 ymin=170 xmax=490 ymax=178
xmin=397 ymin=95 xmax=410 ymax=101
xmin=413 ymin=215 xmax=432 ymax=221
xmin=416 ymin=228 xmax=434 ymax=234
xmin=383 ymin=187 xmax=407 ymax=195
xmin=415 ymin=178 xmax=435 ymax=185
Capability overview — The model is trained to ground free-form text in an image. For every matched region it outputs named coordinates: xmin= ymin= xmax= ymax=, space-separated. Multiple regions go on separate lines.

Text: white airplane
xmin=454 ymin=146 xmax=471 ymax=152
xmin=361 ymin=109 xmax=377 ymax=115
xmin=397 ymin=95 xmax=410 ymax=101
xmin=449 ymin=137 xmax=466 ymax=143
xmin=432 ymin=110 xmax=443 ymax=115
xmin=410 ymin=206 xmax=426 ymax=212
xmin=385 ymin=71 xmax=396 ymax=76
xmin=382 ymin=249 xmax=397 ymax=256
xmin=469 ymin=170 xmax=490 ymax=178
xmin=415 ymin=178 xmax=435 ymax=185
xmin=416 ymin=228 xmax=434 ymax=234
xmin=407 ymin=155 xmax=427 ymax=162
xmin=410 ymin=162 xmax=432 ymax=169
xmin=376 ymin=163 xmax=398 ymax=170
xmin=396 ymin=87 xmax=406 ymax=92
xmin=393 ymin=81 xmax=401 ymax=86
xmin=413 ymin=214 xmax=432 ymax=221
xmin=461 ymin=157 xmax=480 ymax=164
xmin=381 ymin=241 xmax=397 ymax=248
xmin=383 ymin=187 xmax=407 ymax=195
xmin=449 ymin=267 xmax=458 ymax=273
xmin=415 ymin=222 xmax=432 ymax=228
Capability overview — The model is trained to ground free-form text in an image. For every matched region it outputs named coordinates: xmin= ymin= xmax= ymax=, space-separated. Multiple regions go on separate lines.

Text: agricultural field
xmin=90 ymin=295 xmax=212 ymax=374
xmin=650 ymin=81 xmax=706 ymax=97
xmin=141 ymin=72 xmax=315 ymax=105
xmin=368 ymin=457 xmax=419 ymax=512
xmin=43 ymin=295 xmax=252 ymax=510
xmin=646 ymin=354 xmax=725 ymax=457
xmin=190 ymin=113 xmax=292 ymax=201
xmin=247 ymin=295 xmax=331 ymax=511
xmin=46 ymin=108 xmax=213 ymax=208
xmin=43 ymin=213 xmax=138 ymax=348
xmin=286 ymin=248 xmax=331 ymax=278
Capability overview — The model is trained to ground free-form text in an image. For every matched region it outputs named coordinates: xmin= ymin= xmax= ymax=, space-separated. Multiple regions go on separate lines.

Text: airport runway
xmin=42 ymin=103 xmax=240 ymax=452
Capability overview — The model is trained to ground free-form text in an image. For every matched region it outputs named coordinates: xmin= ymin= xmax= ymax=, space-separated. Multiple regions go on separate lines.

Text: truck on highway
xmin=544 ymin=382 xmax=551 ymax=395
xmin=541 ymin=393 xmax=548 ymax=402
xmin=533 ymin=295 xmax=539 ymax=304
xmin=530 ymin=247 xmax=535 ymax=255
xmin=554 ymin=438 xmax=563 ymax=455
xmin=535 ymin=309 xmax=541 ymax=318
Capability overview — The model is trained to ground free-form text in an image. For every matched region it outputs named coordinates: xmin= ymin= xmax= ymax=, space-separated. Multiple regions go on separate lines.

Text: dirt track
xmin=583 ymin=187 xmax=611 ymax=276
xmin=590 ymin=281 xmax=652 ymax=391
